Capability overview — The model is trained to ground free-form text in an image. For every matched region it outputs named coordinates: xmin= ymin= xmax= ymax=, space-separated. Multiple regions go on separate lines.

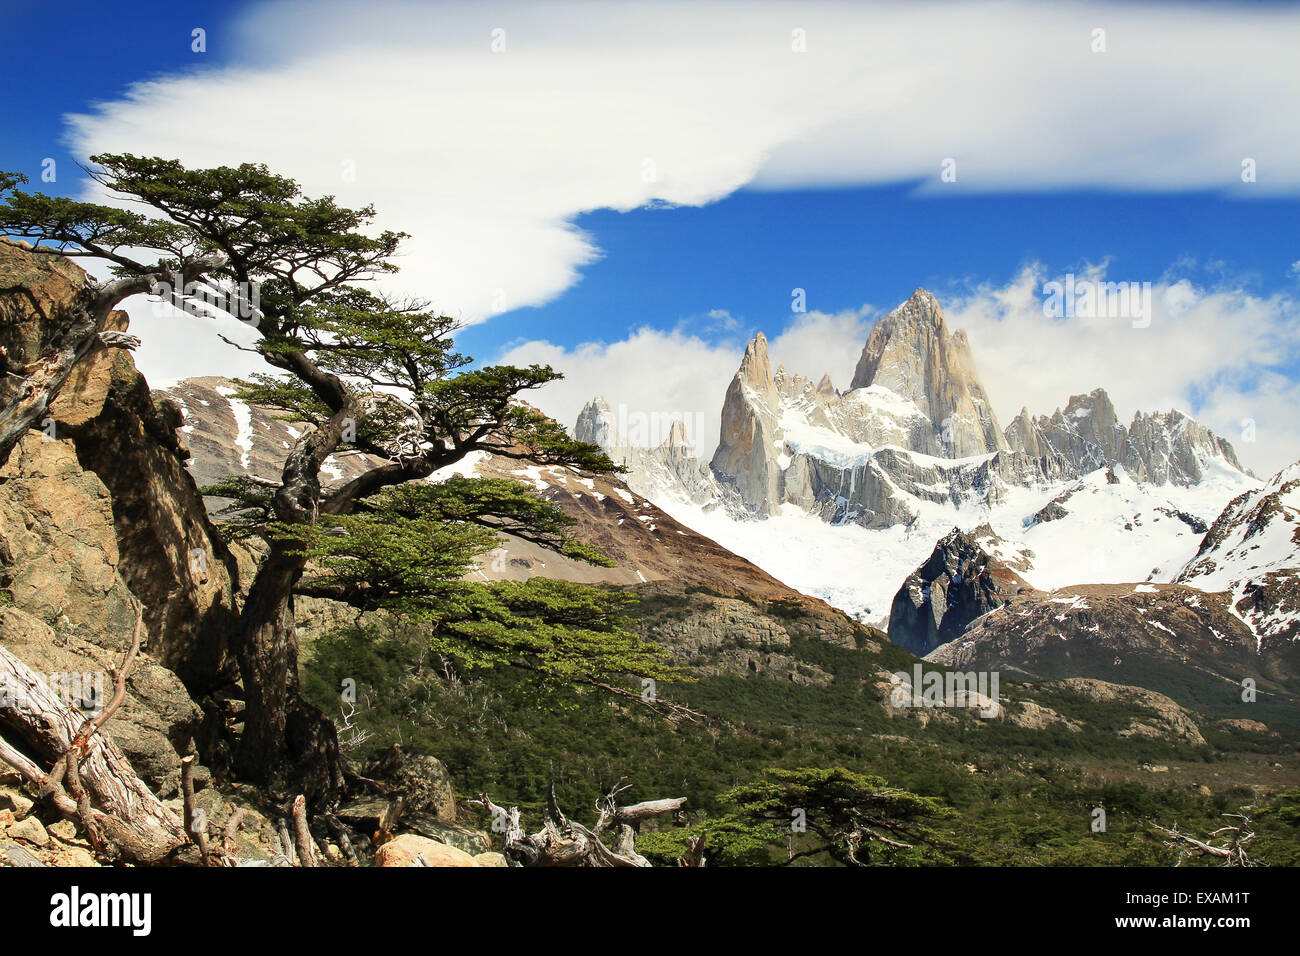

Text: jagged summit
xmin=737 ymin=331 xmax=777 ymax=394
xmin=711 ymin=330 xmax=783 ymax=513
xmin=1003 ymin=385 xmax=1248 ymax=487
xmin=847 ymin=288 xmax=1006 ymax=458
xmin=575 ymin=396 xmax=619 ymax=451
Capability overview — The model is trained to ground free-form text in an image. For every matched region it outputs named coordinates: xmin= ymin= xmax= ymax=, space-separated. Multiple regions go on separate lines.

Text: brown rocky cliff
xmin=1 ymin=241 xmax=243 ymax=688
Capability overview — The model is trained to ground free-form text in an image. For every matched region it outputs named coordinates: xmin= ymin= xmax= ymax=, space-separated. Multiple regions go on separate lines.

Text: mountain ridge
xmin=573 ymin=288 xmax=1276 ymax=632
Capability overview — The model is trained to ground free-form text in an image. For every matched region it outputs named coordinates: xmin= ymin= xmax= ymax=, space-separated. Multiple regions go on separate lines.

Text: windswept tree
xmin=0 ymin=156 xmax=678 ymax=806
xmin=708 ymin=767 xmax=952 ymax=866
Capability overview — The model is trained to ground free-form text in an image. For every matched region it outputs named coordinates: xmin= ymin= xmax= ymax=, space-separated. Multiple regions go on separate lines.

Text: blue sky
xmin=468 ymin=185 xmax=1299 ymax=358
xmin=2 ymin=0 xmax=1299 ymax=471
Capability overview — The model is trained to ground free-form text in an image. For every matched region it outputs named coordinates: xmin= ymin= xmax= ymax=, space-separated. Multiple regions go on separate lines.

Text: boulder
xmin=374 ymin=834 xmax=479 ymax=867
xmin=365 ymin=747 xmax=458 ymax=823
xmin=7 ymin=816 xmax=48 ymax=847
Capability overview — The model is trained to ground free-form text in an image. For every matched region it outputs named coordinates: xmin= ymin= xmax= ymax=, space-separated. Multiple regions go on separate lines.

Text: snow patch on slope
xmin=214 ymin=385 xmax=254 ymax=471
xmin=653 ymin=457 xmax=1260 ymax=627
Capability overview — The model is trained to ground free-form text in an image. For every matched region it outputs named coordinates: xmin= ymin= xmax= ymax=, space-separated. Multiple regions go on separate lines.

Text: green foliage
xmin=0 ymin=154 xmax=403 ymax=294
xmin=430 ymin=578 xmax=681 ymax=689
xmin=710 ymin=767 xmax=954 ymax=866
xmin=301 ymin=601 xmax=1300 ymax=867
xmin=277 ymin=478 xmax=674 ymax=695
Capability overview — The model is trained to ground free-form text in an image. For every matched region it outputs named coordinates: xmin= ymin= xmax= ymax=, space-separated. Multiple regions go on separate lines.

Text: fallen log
xmin=0 ymin=627 xmax=188 ymax=863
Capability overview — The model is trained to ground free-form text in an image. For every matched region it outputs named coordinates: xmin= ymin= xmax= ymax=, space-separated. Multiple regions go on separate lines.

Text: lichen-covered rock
xmin=365 ymin=747 xmax=458 ymax=823
xmin=1051 ymin=678 xmax=1206 ymax=746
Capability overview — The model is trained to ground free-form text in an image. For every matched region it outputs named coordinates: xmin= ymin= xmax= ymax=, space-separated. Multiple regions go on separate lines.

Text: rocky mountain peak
xmin=574 ymin=396 xmax=619 ymax=450
xmin=815 ymin=373 xmax=837 ymax=400
xmin=738 ymin=331 xmax=777 ymax=395
xmin=887 ymin=525 xmax=1037 ymax=657
xmin=848 ymin=289 xmax=1007 ymax=458
xmin=1002 ymin=386 xmax=1246 ymax=487
xmin=1060 ymin=388 xmax=1119 ymax=425
xmin=663 ymin=417 xmax=690 ymax=449
xmin=711 ymin=332 xmax=783 ymax=513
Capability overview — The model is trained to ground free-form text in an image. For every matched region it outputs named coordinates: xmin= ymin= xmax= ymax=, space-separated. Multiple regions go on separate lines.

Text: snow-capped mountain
xmin=1177 ymin=461 xmax=1300 ymax=653
xmin=576 ymin=288 xmax=1270 ymax=626
xmin=573 ymin=396 xmax=743 ymax=515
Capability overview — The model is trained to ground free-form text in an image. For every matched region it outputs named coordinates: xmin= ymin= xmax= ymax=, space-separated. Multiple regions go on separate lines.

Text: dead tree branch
xmin=291 ymin=794 xmax=318 ymax=867
xmin=1151 ymin=812 xmax=1262 ymax=867
xmin=474 ymin=783 xmax=686 ymax=867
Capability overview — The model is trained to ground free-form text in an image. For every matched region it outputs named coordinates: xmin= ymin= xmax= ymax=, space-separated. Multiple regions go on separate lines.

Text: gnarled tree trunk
xmin=231 ymin=543 xmax=342 ymax=808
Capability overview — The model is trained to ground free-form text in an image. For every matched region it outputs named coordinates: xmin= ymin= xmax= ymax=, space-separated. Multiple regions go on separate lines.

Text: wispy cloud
xmin=505 ymin=268 xmax=1300 ymax=477
xmin=70 ymin=1 xmax=1300 ymax=345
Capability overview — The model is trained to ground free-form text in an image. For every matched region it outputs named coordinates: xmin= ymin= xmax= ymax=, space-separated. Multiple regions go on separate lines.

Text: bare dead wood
xmin=40 ymin=602 xmax=142 ymax=795
xmin=374 ymin=796 xmax=404 ymax=847
xmin=678 ymin=831 xmax=707 ymax=867
xmin=0 ymin=615 xmax=187 ymax=863
xmin=291 ymin=794 xmax=317 ymax=867
xmin=474 ymin=782 xmax=687 ymax=867
xmin=1151 ymin=813 xmax=1261 ymax=866
xmin=275 ymin=818 xmax=296 ymax=866
xmin=324 ymin=814 xmax=358 ymax=866
xmin=181 ymin=755 xmax=210 ymax=864
xmin=219 ymin=807 xmax=248 ymax=866
xmin=268 ymin=828 xmax=293 ymax=867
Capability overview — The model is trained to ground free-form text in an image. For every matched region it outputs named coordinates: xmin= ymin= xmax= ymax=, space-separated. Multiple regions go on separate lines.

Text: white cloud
xmin=64 ymin=0 xmax=1300 ymax=386
xmin=498 ymin=304 xmax=880 ymax=459
xmin=506 ymin=268 xmax=1300 ymax=478
xmin=59 ymin=1 xmax=1300 ymax=476
xmin=497 ymin=328 xmax=743 ymax=459
xmin=767 ymin=307 xmax=875 ymax=392
xmin=934 ymin=268 xmax=1300 ymax=477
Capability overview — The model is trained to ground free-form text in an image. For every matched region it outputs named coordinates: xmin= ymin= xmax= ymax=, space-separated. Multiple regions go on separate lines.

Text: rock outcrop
xmin=1 ymin=242 xmax=243 ymax=688
xmin=711 ymin=332 xmax=784 ymax=515
xmin=888 ymin=526 xmax=1039 ymax=656
xmin=575 ymin=396 xmax=736 ymax=513
xmin=1004 ymin=387 xmax=1247 ymax=488
xmin=923 ymin=581 xmax=1284 ymax=713
xmin=1177 ymin=460 xmax=1300 ymax=669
